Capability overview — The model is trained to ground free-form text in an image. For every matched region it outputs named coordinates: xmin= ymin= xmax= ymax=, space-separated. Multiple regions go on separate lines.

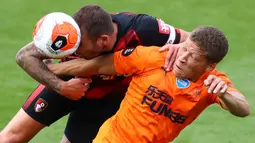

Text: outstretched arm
xmin=48 ymin=54 xmax=117 ymax=77
xmin=48 ymin=46 xmax=157 ymax=77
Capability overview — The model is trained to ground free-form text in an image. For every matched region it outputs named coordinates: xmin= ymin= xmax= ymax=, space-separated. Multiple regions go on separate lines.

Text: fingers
xmin=220 ymin=84 xmax=228 ymax=94
xmin=74 ymin=77 xmax=92 ymax=84
xmin=159 ymin=44 xmax=171 ymax=52
xmin=208 ymin=78 xmax=221 ymax=94
xmin=213 ymin=81 xmax=225 ymax=94
xmin=165 ymin=47 xmax=179 ymax=71
xmin=64 ymin=78 xmax=92 ymax=100
xmin=83 ymin=83 xmax=90 ymax=90
xmin=164 ymin=48 xmax=174 ymax=69
xmin=82 ymin=77 xmax=92 ymax=83
xmin=160 ymin=44 xmax=180 ymax=71
xmin=204 ymin=75 xmax=215 ymax=87
xmin=78 ymin=81 xmax=90 ymax=92
xmin=204 ymin=75 xmax=228 ymax=95
xmin=71 ymin=86 xmax=88 ymax=100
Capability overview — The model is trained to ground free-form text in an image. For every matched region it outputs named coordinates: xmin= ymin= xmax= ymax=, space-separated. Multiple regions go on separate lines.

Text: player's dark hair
xmin=190 ymin=26 xmax=229 ymax=63
xmin=73 ymin=4 xmax=114 ymax=39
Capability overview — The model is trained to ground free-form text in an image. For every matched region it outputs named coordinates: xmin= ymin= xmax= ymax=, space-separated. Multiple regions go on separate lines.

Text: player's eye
xmin=191 ymin=54 xmax=199 ymax=61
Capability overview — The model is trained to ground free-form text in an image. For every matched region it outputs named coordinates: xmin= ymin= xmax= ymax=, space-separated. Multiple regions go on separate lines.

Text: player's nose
xmin=178 ymin=52 xmax=188 ymax=63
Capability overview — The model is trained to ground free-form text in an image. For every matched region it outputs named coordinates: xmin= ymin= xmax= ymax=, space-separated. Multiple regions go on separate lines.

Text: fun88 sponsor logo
xmin=141 ymin=85 xmax=187 ymax=124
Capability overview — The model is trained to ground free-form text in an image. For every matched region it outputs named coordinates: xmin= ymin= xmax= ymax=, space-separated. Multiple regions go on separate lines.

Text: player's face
xmin=173 ymin=38 xmax=214 ymax=82
xmin=75 ymin=32 xmax=116 ymax=60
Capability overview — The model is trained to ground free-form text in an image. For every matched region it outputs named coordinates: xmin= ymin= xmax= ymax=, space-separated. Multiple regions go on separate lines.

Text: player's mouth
xmin=175 ymin=64 xmax=182 ymax=71
xmin=173 ymin=63 xmax=183 ymax=76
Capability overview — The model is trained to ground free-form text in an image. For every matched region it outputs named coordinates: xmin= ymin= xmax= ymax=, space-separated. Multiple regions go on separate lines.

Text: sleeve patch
xmin=157 ymin=19 xmax=170 ymax=35
xmin=157 ymin=19 xmax=176 ymax=44
xmin=122 ymin=48 xmax=135 ymax=56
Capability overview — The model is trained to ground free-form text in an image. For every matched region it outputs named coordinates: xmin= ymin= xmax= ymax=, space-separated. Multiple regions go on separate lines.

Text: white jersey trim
xmin=166 ymin=24 xmax=176 ymax=44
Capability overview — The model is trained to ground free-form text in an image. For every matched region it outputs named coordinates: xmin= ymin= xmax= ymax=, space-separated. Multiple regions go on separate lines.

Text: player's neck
xmin=109 ymin=22 xmax=118 ymax=50
xmin=188 ymin=76 xmax=201 ymax=83
xmin=189 ymin=71 xmax=211 ymax=83
xmin=113 ymin=23 xmax=118 ymax=38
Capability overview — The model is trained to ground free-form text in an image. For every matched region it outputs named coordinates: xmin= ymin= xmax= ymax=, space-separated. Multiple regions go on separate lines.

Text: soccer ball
xmin=32 ymin=12 xmax=81 ymax=58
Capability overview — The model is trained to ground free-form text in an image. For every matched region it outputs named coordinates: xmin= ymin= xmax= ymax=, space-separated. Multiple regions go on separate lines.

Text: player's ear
xmin=98 ymin=35 xmax=109 ymax=46
xmin=205 ymin=63 xmax=216 ymax=72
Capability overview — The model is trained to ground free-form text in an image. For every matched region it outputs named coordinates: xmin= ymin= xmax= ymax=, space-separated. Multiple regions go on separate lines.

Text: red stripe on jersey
xmin=114 ymin=29 xmax=142 ymax=52
xmin=133 ymin=30 xmax=142 ymax=44
xmin=175 ymin=28 xmax=181 ymax=34
xmin=23 ymin=84 xmax=45 ymax=110
xmin=174 ymin=28 xmax=181 ymax=44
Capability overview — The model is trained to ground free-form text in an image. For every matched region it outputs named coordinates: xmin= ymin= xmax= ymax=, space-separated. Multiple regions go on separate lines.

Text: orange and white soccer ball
xmin=32 ymin=12 xmax=81 ymax=58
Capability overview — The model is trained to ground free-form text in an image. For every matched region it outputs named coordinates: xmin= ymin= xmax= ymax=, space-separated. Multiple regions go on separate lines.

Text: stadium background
xmin=0 ymin=0 xmax=254 ymax=142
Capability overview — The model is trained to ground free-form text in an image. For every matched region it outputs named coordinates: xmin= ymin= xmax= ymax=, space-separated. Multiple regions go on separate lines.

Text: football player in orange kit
xmin=48 ymin=26 xmax=250 ymax=143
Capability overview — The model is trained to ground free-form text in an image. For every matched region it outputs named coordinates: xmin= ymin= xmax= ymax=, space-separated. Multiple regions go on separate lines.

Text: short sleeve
xmin=134 ymin=16 xmax=181 ymax=46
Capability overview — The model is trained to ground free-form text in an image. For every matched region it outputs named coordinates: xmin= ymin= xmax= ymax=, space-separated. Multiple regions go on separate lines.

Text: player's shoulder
xmin=130 ymin=46 xmax=163 ymax=57
xmin=111 ymin=12 xmax=154 ymax=29
xmin=136 ymin=46 xmax=166 ymax=68
xmin=135 ymin=45 xmax=159 ymax=52
xmin=111 ymin=12 xmax=138 ymax=27
xmin=118 ymin=46 xmax=165 ymax=64
xmin=119 ymin=46 xmax=156 ymax=58
xmin=111 ymin=12 xmax=149 ymax=19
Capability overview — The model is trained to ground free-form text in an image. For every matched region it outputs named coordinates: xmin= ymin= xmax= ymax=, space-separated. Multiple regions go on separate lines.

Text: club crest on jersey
xmin=176 ymin=78 xmax=190 ymax=89
xmin=157 ymin=19 xmax=170 ymax=35
xmin=193 ymin=88 xmax=201 ymax=96
xmin=34 ymin=98 xmax=48 ymax=112
xmin=122 ymin=48 xmax=134 ymax=56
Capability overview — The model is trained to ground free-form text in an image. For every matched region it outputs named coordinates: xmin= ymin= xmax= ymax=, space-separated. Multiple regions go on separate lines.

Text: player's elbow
xmin=15 ymin=48 xmax=26 ymax=66
xmin=239 ymin=98 xmax=250 ymax=117
xmin=233 ymin=110 xmax=250 ymax=118
xmin=242 ymin=109 xmax=250 ymax=117
xmin=16 ymin=42 xmax=39 ymax=67
xmin=239 ymin=104 xmax=250 ymax=117
xmin=232 ymin=102 xmax=250 ymax=118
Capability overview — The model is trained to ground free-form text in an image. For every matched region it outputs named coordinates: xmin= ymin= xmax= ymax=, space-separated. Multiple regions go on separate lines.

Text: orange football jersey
xmin=93 ymin=46 xmax=238 ymax=143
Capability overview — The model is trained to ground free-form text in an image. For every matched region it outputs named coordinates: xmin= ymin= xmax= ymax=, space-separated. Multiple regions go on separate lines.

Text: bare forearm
xmin=179 ymin=29 xmax=190 ymax=43
xmin=48 ymin=59 xmax=92 ymax=76
xmin=16 ymin=42 xmax=63 ymax=91
xmin=48 ymin=54 xmax=116 ymax=76
xmin=18 ymin=56 xmax=63 ymax=91
xmin=220 ymin=91 xmax=250 ymax=117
